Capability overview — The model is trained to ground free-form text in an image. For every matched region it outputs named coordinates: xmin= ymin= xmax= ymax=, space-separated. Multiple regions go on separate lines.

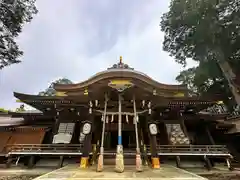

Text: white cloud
xmin=0 ymin=0 xmax=197 ymax=109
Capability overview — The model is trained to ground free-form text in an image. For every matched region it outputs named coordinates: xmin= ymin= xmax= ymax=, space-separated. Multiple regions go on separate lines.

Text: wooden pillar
xmin=176 ymin=156 xmax=181 ymax=168
xmin=58 ymin=156 xmax=64 ymax=168
xmin=80 ymin=113 xmax=94 ymax=168
xmin=179 ymin=113 xmax=188 ymax=137
xmin=205 ymin=125 xmax=215 ymax=145
xmin=147 ymin=115 xmax=160 ymax=169
xmin=27 ymin=156 xmax=35 ymax=169
xmin=52 ymin=108 xmax=61 ymax=142
xmin=204 ymin=155 xmax=212 ymax=171
xmin=5 ymin=156 xmax=12 ymax=168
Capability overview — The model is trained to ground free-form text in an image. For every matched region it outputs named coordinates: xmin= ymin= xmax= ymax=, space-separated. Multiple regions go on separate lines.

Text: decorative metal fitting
xmin=89 ymin=101 xmax=93 ymax=107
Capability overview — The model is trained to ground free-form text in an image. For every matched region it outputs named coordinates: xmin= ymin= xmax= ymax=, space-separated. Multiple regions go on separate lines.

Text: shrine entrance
xmin=106 ymin=131 xmax=135 ymax=150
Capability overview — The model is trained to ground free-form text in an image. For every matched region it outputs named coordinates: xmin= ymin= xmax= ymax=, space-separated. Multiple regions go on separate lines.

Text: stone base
xmin=151 ymin=157 xmax=160 ymax=169
xmin=136 ymin=154 xmax=143 ymax=172
xmin=80 ymin=157 xmax=89 ymax=168
xmin=96 ymin=154 xmax=103 ymax=172
xmin=115 ymin=153 xmax=124 ymax=173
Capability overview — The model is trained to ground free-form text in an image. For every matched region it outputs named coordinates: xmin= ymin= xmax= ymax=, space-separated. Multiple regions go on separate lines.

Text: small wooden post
xmin=58 ymin=156 xmax=64 ymax=168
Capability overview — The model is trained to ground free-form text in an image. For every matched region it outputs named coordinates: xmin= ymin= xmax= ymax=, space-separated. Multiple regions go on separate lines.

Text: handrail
xmin=5 ymin=144 xmax=83 ymax=152
xmin=4 ymin=144 xmax=231 ymax=157
xmin=145 ymin=145 xmax=230 ymax=156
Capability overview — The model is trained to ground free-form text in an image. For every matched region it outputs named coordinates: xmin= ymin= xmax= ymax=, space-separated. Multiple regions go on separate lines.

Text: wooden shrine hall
xmin=0 ymin=57 xmax=236 ymax=172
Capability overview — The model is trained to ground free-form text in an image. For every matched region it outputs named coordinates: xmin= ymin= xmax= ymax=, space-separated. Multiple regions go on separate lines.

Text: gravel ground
xmin=1 ymin=174 xmax=240 ymax=180
xmin=201 ymin=173 xmax=240 ymax=180
xmin=0 ymin=175 xmax=38 ymax=180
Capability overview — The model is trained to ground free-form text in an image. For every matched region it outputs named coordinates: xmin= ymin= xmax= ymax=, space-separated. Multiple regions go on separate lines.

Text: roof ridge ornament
xmin=108 ymin=56 xmax=134 ymax=70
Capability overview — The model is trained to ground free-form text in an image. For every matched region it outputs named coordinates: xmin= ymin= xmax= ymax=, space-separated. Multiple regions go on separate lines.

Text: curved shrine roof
xmin=53 ymin=57 xmax=188 ymax=93
xmin=13 ymin=57 xmax=219 ymax=113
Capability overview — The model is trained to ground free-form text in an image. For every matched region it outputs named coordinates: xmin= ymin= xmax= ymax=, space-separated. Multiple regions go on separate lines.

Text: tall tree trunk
xmin=218 ymin=60 xmax=240 ymax=106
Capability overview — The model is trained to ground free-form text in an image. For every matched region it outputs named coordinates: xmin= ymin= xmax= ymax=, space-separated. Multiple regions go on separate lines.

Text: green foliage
xmin=161 ymin=0 xmax=240 ymax=66
xmin=0 ymin=107 xmax=9 ymax=113
xmin=0 ymin=0 xmax=38 ymax=69
xmin=38 ymin=78 xmax=73 ymax=96
xmin=160 ymin=0 xmax=240 ymax=111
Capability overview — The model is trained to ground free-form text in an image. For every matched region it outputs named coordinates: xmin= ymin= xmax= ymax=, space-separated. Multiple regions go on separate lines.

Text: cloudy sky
xmin=0 ymin=0 xmax=196 ymax=110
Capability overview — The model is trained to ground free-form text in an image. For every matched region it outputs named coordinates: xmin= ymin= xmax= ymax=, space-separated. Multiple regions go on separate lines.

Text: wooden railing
xmin=5 ymin=144 xmax=84 ymax=156
xmin=146 ymin=145 xmax=232 ymax=157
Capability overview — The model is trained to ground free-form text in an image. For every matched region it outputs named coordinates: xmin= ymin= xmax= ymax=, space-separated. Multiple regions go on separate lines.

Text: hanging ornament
xmin=77 ymin=112 xmax=80 ymax=116
xmin=106 ymin=115 xmax=109 ymax=123
xmin=147 ymin=101 xmax=151 ymax=108
xmin=89 ymin=101 xmax=93 ymax=107
xmin=136 ymin=115 xmax=139 ymax=123
xmin=57 ymin=111 xmax=59 ymax=116
xmin=142 ymin=100 xmax=145 ymax=108
xmin=111 ymin=114 xmax=114 ymax=122
xmin=126 ymin=114 xmax=129 ymax=123
xmin=95 ymin=100 xmax=98 ymax=107
xmin=148 ymin=108 xmax=152 ymax=115
xmin=101 ymin=114 xmax=104 ymax=122
xmin=89 ymin=108 xmax=92 ymax=114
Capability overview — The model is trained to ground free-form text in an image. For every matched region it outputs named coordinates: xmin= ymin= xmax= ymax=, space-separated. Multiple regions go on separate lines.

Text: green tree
xmin=0 ymin=0 xmax=38 ymax=69
xmin=160 ymin=0 xmax=240 ymax=107
xmin=176 ymin=62 xmax=236 ymax=111
xmin=38 ymin=78 xmax=73 ymax=96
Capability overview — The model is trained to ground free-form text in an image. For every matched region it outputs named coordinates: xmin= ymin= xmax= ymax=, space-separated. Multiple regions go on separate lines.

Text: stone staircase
xmin=165 ymin=124 xmax=190 ymax=145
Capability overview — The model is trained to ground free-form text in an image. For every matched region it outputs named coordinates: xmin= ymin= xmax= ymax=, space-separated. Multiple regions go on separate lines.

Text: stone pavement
xmin=33 ymin=164 xmax=208 ymax=180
